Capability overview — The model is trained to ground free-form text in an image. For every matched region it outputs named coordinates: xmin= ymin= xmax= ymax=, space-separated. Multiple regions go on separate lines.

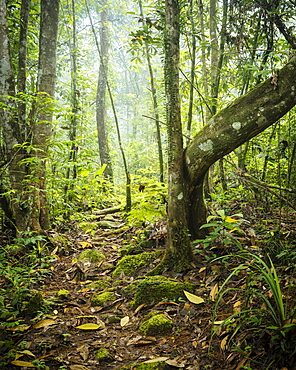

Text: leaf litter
xmin=1 ymin=207 xmax=296 ymax=370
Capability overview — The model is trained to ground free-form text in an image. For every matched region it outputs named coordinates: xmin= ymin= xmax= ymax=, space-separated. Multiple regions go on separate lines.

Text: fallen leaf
xmin=77 ymin=343 xmax=89 ymax=361
xmin=184 ymin=290 xmax=205 ymax=304
xmin=15 ymin=350 xmax=35 ymax=358
xmin=11 ymin=360 xmax=35 ymax=367
xmin=210 ymin=283 xmax=219 ymax=301
xmin=70 ymin=365 xmax=90 ymax=370
xmin=33 ymin=319 xmax=56 ymax=329
xmin=166 ymin=359 xmax=186 ymax=367
xmin=221 ymin=335 xmax=228 ymax=350
xmin=76 ymin=323 xmax=101 ymax=330
xmin=79 ymin=241 xmax=92 ymax=248
xmin=199 ymin=267 xmax=206 ymax=273
xmin=143 ymin=357 xmax=169 ymax=363
xmin=233 ymin=300 xmax=241 ymax=313
xmin=6 ymin=325 xmax=30 ymax=332
xmin=120 ymin=316 xmax=130 ymax=327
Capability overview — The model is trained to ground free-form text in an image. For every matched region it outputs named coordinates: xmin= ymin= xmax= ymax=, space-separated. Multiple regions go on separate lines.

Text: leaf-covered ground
xmin=1 ymin=205 xmax=296 ymax=370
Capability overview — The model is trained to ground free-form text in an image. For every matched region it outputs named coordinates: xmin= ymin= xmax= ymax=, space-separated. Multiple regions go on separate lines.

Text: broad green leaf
xmin=184 ymin=290 xmax=205 ymax=304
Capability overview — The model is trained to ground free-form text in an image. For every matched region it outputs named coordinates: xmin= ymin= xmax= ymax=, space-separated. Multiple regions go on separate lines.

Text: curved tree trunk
xmin=185 ymin=55 xmax=296 ymax=238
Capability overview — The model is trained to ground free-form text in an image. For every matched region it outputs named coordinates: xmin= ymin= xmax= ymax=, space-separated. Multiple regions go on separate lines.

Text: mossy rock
xmin=125 ymin=276 xmax=195 ymax=309
xmin=119 ymin=243 xmax=144 ymax=256
xmin=48 ymin=234 xmax=72 ymax=250
xmin=77 ymin=249 xmax=105 ymax=263
xmin=113 ymin=251 xmax=162 ymax=277
xmin=78 ymin=221 xmax=99 ymax=233
xmin=95 ymin=348 xmax=113 ymax=362
xmin=86 ymin=280 xmax=111 ymax=291
xmin=139 ymin=313 xmax=173 ymax=336
xmin=91 ymin=291 xmax=117 ymax=306
xmin=101 ymin=313 xmax=121 ymax=324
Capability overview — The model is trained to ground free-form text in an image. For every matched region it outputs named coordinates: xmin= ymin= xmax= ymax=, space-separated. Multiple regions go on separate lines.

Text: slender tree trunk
xmin=30 ymin=0 xmax=59 ymax=231
xmin=157 ymin=0 xmax=193 ymax=272
xmin=96 ymin=0 xmax=113 ymax=181
xmin=138 ymin=0 xmax=164 ymax=183
xmin=185 ymin=0 xmax=196 ymax=146
xmin=86 ymin=0 xmax=131 ymax=211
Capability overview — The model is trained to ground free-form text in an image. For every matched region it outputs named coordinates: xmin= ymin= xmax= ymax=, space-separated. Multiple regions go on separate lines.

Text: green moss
xmin=77 ymin=249 xmax=105 ymax=263
xmin=95 ymin=348 xmax=113 ymax=362
xmin=91 ymin=291 xmax=117 ymax=306
xmin=86 ymin=280 xmax=111 ymax=291
xmin=119 ymin=243 xmax=144 ymax=256
xmin=78 ymin=221 xmax=99 ymax=233
xmin=125 ymin=276 xmax=195 ymax=309
xmin=48 ymin=234 xmax=71 ymax=250
xmin=139 ymin=314 xmax=173 ymax=336
xmin=113 ymin=251 xmax=162 ymax=277
xmin=57 ymin=289 xmax=70 ymax=298
xmin=114 ymin=360 xmax=168 ymax=369
xmin=101 ymin=313 xmax=121 ymax=324
xmin=25 ymin=291 xmax=46 ymax=316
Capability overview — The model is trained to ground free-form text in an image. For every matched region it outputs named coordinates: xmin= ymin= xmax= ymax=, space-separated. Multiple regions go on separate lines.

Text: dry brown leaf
xmin=120 ymin=316 xmax=130 ymax=327
xmin=134 ymin=303 xmax=146 ymax=315
xmin=220 ymin=336 xmax=228 ymax=350
xmin=33 ymin=319 xmax=56 ymax=329
xmin=11 ymin=360 xmax=35 ymax=367
xmin=143 ymin=357 xmax=169 ymax=363
xmin=166 ymin=359 xmax=186 ymax=367
xmin=210 ymin=283 xmax=219 ymax=301
xmin=70 ymin=365 xmax=91 ymax=370
xmin=77 ymin=344 xmax=89 ymax=361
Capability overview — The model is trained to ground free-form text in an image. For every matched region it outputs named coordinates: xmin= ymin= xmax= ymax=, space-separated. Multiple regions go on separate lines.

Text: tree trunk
xmin=160 ymin=0 xmax=193 ymax=272
xmin=30 ymin=0 xmax=59 ymax=231
xmin=0 ymin=0 xmax=27 ymax=232
xmin=185 ymin=55 xmax=296 ymax=238
xmin=138 ymin=0 xmax=164 ymax=183
xmin=96 ymin=0 xmax=113 ymax=181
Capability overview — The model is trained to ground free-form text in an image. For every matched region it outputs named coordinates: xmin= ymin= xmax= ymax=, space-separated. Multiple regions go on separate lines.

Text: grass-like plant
xmin=211 ymin=251 xmax=296 ymax=368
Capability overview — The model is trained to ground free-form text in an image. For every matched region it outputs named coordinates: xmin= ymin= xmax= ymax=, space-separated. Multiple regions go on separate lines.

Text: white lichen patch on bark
xmin=232 ymin=122 xmax=241 ymax=130
xmin=198 ymin=139 xmax=213 ymax=151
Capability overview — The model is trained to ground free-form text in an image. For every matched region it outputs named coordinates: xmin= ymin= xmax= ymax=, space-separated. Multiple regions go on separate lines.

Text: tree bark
xmin=31 ymin=0 xmax=59 ymax=231
xmin=96 ymin=0 xmax=113 ymax=181
xmin=185 ymin=55 xmax=296 ymax=238
xmin=160 ymin=0 xmax=193 ymax=272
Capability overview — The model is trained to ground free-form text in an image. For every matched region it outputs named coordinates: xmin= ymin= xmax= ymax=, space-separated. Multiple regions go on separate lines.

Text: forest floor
xmin=1 ymin=203 xmax=296 ymax=370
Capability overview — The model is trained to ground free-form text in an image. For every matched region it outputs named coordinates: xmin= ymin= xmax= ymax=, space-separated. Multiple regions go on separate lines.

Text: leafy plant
xmin=194 ymin=209 xmax=245 ymax=253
